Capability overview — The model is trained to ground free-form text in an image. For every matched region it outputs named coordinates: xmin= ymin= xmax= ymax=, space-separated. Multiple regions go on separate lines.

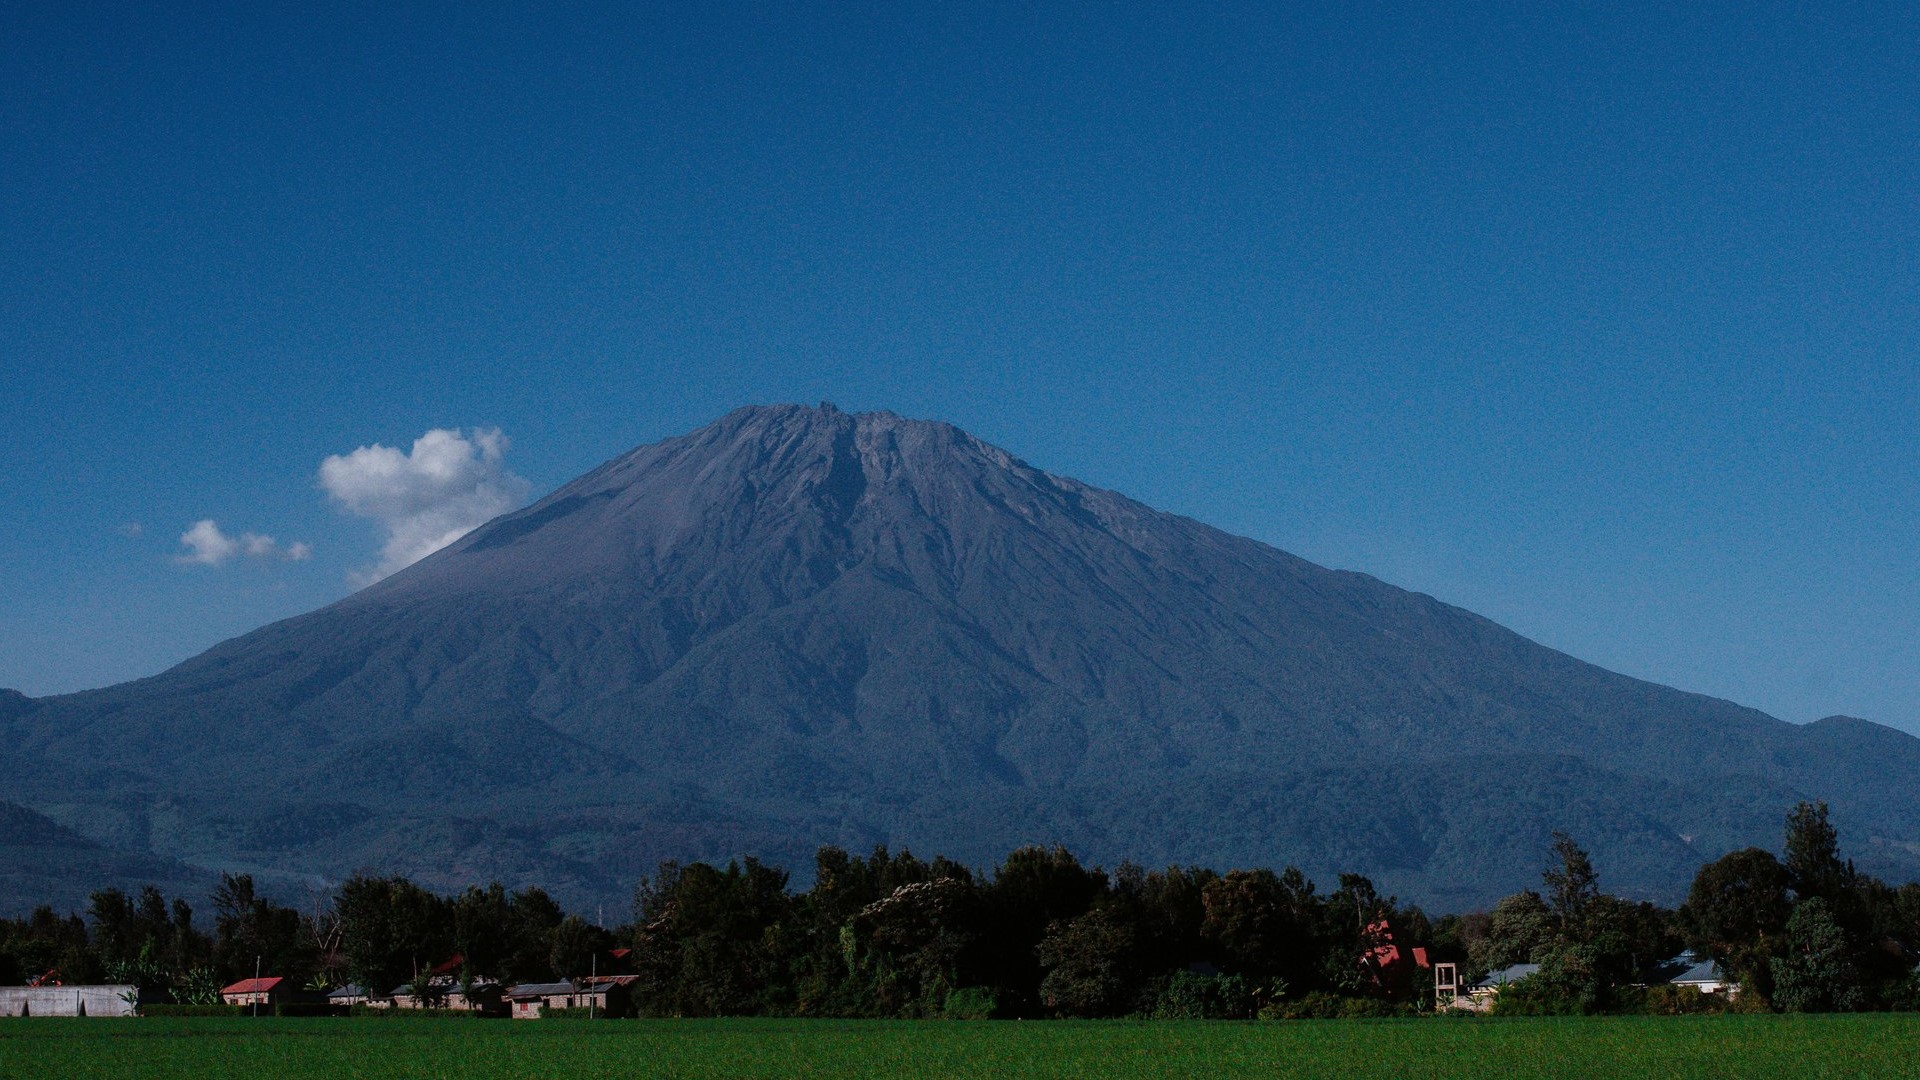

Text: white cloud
xmin=176 ymin=520 xmax=311 ymax=566
xmin=319 ymin=427 xmax=530 ymax=586
xmin=178 ymin=520 xmax=237 ymax=565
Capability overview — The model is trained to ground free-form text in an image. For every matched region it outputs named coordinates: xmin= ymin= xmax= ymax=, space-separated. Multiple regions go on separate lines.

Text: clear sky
xmin=2 ymin=3 xmax=1915 ymax=735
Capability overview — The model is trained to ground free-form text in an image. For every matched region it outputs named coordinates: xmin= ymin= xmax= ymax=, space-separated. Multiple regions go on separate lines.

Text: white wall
xmin=0 ymin=985 xmax=138 ymax=1017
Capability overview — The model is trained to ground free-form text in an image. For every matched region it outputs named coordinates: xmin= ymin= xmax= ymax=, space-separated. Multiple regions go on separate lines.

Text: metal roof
xmin=507 ymin=982 xmax=578 ymax=998
xmin=1468 ymin=963 xmax=1538 ymax=989
xmin=1646 ymin=951 xmax=1729 ymax=986
xmin=1668 ymin=957 xmax=1728 ymax=985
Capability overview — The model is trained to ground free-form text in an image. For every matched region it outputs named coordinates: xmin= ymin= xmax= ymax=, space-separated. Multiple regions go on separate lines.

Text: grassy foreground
xmin=1 ymin=1014 xmax=1917 ymax=1080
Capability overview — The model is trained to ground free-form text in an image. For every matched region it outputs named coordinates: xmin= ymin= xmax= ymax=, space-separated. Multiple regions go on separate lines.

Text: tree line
xmin=3 ymin=801 xmax=1916 ymax=1017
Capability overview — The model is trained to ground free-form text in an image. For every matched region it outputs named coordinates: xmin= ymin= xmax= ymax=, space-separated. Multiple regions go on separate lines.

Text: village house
xmin=1648 ymin=952 xmax=1738 ymax=996
xmin=387 ymin=977 xmax=506 ymax=1015
xmin=580 ymin=974 xmax=638 ymax=1017
xmin=507 ymin=982 xmax=582 ymax=1019
xmin=220 ymin=976 xmax=294 ymax=1009
xmin=503 ymin=975 xmax=638 ymax=1018
xmin=326 ymin=984 xmax=371 ymax=1008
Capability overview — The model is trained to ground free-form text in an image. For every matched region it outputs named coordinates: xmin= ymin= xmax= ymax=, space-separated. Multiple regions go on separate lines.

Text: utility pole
xmin=252 ymin=956 xmax=261 ymax=1019
xmin=589 ymin=951 xmax=597 ymax=1019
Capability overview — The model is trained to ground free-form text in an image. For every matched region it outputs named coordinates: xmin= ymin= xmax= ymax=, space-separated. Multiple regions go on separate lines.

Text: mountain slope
xmin=4 ymin=404 xmax=1917 ymax=910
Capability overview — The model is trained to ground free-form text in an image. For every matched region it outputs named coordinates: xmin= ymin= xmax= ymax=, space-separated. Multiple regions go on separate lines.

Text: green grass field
xmin=1 ymin=1014 xmax=1916 ymax=1080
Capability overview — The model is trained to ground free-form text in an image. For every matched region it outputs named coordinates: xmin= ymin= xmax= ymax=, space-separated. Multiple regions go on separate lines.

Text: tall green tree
xmin=1037 ymin=905 xmax=1138 ymax=1017
xmin=1543 ymin=832 xmax=1600 ymax=934
xmin=1681 ymin=847 xmax=1790 ymax=990
xmin=1770 ymin=897 xmax=1864 ymax=1012
xmin=1110 ymin=864 xmax=1216 ymax=980
xmin=981 ymin=847 xmax=1106 ymax=1014
xmin=548 ymin=914 xmax=613 ymax=980
xmin=1473 ymin=891 xmax=1552 ymax=973
xmin=212 ymin=874 xmax=313 ymax=984
xmin=1784 ymin=801 xmax=1854 ymax=905
xmin=846 ymin=875 xmax=981 ymax=1016
xmin=631 ymin=859 xmax=793 ymax=1016
xmin=334 ymin=875 xmax=451 ymax=992
xmin=1200 ymin=866 xmax=1321 ymax=991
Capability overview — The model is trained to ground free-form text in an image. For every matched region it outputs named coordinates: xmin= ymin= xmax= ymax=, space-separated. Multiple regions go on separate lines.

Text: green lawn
xmin=1 ymin=1014 xmax=1916 ymax=1080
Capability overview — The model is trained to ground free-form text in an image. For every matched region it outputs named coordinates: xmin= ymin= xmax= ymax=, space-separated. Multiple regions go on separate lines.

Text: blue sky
xmin=2 ymin=3 xmax=1915 ymax=734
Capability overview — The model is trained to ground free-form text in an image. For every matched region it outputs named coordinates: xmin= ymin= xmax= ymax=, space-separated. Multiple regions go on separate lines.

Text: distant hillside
xmin=0 ymin=801 xmax=212 ymax=916
xmin=4 ymin=404 xmax=1917 ymax=912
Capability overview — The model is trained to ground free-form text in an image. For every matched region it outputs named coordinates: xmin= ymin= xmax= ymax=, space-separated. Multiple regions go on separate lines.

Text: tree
xmin=1200 ymin=867 xmax=1320 ymax=990
xmin=1473 ymin=891 xmax=1552 ymax=973
xmin=548 ymin=914 xmax=612 ymax=980
xmin=1502 ymin=941 xmax=1604 ymax=1015
xmin=1681 ymin=847 xmax=1790 ymax=988
xmin=1784 ymin=801 xmax=1853 ymax=905
xmin=631 ymin=859 xmax=793 ymax=1016
xmin=503 ymin=887 xmax=566 ymax=984
xmin=1581 ymin=895 xmax=1679 ymax=991
xmin=1770 ymin=897 xmax=1864 ymax=1012
xmin=1543 ymin=832 xmax=1600 ymax=934
xmin=1112 ymin=864 xmax=1216 ymax=981
xmin=847 ymin=876 xmax=981 ymax=1016
xmin=981 ymin=847 xmax=1106 ymax=1014
xmin=451 ymin=883 xmax=513 ymax=980
xmin=1037 ymin=906 xmax=1138 ymax=1017
xmin=334 ymin=875 xmax=451 ymax=992
xmin=781 ymin=845 xmax=954 ymax=1017
xmin=212 ymin=874 xmax=313 ymax=984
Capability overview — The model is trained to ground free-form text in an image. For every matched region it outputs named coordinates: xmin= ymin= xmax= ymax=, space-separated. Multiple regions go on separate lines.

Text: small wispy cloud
xmin=177 ymin=520 xmax=235 ymax=565
xmin=118 ymin=521 xmax=144 ymax=538
xmin=319 ymin=427 xmax=530 ymax=586
xmin=176 ymin=520 xmax=312 ymax=566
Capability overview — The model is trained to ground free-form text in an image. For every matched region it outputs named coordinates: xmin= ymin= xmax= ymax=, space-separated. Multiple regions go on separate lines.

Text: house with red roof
xmin=220 ymin=976 xmax=288 ymax=1008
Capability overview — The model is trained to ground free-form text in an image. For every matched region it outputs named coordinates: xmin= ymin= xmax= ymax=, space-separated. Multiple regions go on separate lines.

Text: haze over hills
xmin=4 ymin=403 xmax=1918 ymax=913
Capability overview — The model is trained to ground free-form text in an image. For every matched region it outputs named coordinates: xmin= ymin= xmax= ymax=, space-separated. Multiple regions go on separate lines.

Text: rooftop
xmin=507 ymin=982 xmax=578 ymax=998
xmin=1469 ymin=963 xmax=1539 ymax=990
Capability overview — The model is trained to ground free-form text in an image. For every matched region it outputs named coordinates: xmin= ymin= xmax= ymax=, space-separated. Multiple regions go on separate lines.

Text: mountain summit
xmin=5 ymin=404 xmax=1918 ymax=910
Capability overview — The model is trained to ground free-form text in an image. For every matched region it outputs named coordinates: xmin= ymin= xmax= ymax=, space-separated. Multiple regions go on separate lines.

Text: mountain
xmin=4 ymin=403 xmax=1918 ymax=913
xmin=0 ymin=800 xmax=212 ymax=915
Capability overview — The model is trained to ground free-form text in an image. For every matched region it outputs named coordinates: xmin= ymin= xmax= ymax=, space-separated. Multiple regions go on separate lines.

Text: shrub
xmin=139 ymin=1004 xmax=246 ymax=1018
xmin=1260 ymin=992 xmax=1415 ymax=1020
xmin=273 ymin=1002 xmax=346 ymax=1017
xmin=1151 ymin=972 xmax=1257 ymax=1020
xmin=1338 ymin=996 xmax=1409 ymax=1019
xmin=1642 ymin=985 xmax=1728 ymax=1016
xmin=1262 ymin=991 xmax=1343 ymax=1020
xmin=1489 ymin=975 xmax=1582 ymax=1016
xmin=347 ymin=1005 xmax=485 ymax=1019
xmin=941 ymin=987 xmax=997 ymax=1020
